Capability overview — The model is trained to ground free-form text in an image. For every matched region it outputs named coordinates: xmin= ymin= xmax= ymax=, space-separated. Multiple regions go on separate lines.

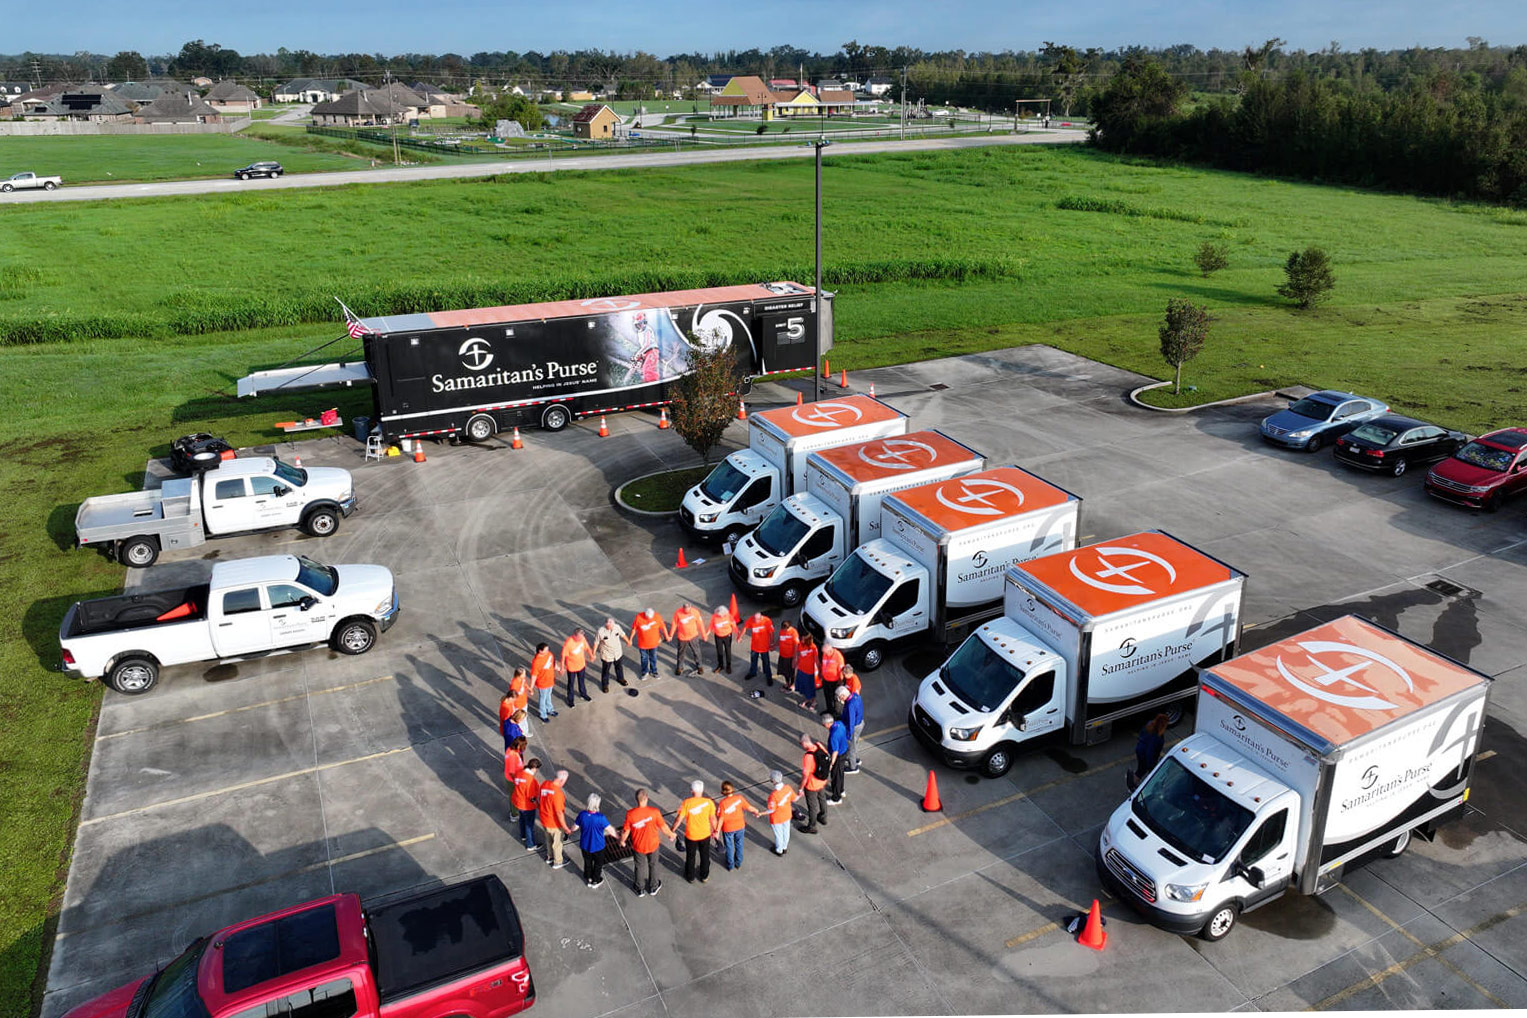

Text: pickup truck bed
xmin=369 ymin=876 xmax=525 ymax=1004
xmin=65 ymin=584 xmax=210 ymax=637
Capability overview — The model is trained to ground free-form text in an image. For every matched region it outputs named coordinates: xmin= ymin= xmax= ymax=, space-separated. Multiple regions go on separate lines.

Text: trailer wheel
xmin=119 ymin=536 xmax=160 ymax=569
xmin=108 ymin=656 xmax=159 ymax=695
xmin=332 ymin=617 xmax=378 ymax=655
xmin=302 ymin=507 xmax=340 ymax=537
xmin=464 ymin=414 xmax=497 ymax=442
xmin=780 ymin=582 xmax=806 ymax=609
xmin=858 ymin=641 xmax=887 ymax=672
xmin=981 ymin=744 xmax=1016 ymax=778
xmin=541 ymin=405 xmax=570 ymax=431
xmin=1200 ymin=903 xmax=1239 ymax=941
xmin=1385 ymin=829 xmax=1412 ymax=858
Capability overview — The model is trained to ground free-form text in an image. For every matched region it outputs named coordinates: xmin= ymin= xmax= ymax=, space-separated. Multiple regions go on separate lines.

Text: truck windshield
xmin=140 ymin=938 xmax=211 ymax=1018
xmin=295 ymin=557 xmax=338 ymax=596
xmin=939 ymin=634 xmax=1023 ymax=712
xmin=272 ymin=459 xmax=308 ymax=487
xmin=824 ymin=554 xmax=893 ymax=616
xmin=1132 ymin=758 xmax=1254 ymax=865
xmin=753 ymin=505 xmax=809 ymax=557
xmin=700 ymin=460 xmax=748 ymax=503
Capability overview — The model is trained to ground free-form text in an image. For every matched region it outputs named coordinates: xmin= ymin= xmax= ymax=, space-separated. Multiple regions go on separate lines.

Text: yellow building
xmin=572 ymin=103 xmax=620 ymax=139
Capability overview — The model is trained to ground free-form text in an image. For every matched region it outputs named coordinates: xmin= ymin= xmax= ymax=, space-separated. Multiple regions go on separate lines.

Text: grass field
xmin=2 ymin=143 xmax=1527 ymax=1017
xmin=0 ymin=134 xmax=369 ymax=184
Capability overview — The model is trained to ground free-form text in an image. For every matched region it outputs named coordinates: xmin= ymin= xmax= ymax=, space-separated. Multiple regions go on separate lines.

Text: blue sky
xmin=16 ymin=0 xmax=1526 ymax=56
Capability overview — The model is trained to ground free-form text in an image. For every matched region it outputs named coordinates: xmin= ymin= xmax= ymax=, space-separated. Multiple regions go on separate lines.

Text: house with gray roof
xmin=28 ymin=90 xmax=135 ymax=122
xmin=309 ymin=89 xmax=396 ymax=126
xmin=134 ymin=93 xmax=223 ymax=124
xmin=274 ymin=78 xmax=369 ymax=103
xmin=204 ymin=80 xmax=262 ymax=112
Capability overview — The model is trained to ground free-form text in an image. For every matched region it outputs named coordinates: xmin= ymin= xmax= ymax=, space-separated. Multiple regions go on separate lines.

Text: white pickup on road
xmin=59 ymin=554 xmax=400 ymax=693
xmin=74 ymin=456 xmax=356 ymax=567
xmin=1 ymin=171 xmax=62 ymax=192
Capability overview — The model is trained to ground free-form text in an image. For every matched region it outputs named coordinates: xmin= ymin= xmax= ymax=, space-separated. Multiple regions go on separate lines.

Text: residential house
xmin=818 ymin=88 xmax=856 ymax=114
xmin=771 ymin=88 xmax=819 ymax=117
xmin=709 ymin=75 xmax=775 ymax=117
xmin=367 ymin=82 xmax=431 ymax=119
xmin=864 ymin=76 xmax=894 ymax=97
xmin=817 ymin=78 xmax=843 ymax=90
xmin=203 ymin=80 xmax=262 ymax=112
xmin=768 ymin=78 xmax=798 ymax=90
xmin=27 ymin=90 xmax=136 ymax=122
xmin=273 ymin=78 xmax=368 ymax=103
xmin=571 ymin=103 xmax=619 ymax=139
xmin=135 ymin=93 xmax=223 ymax=124
xmin=309 ymin=90 xmax=395 ymax=126
xmin=144 ymin=79 xmax=197 ymax=98
xmin=0 ymin=82 xmax=28 ymax=107
xmin=840 ymin=79 xmax=862 ymax=92
xmin=565 ymin=90 xmax=595 ymax=102
xmin=12 ymin=82 xmax=84 ymax=114
xmin=108 ymin=81 xmax=163 ymax=103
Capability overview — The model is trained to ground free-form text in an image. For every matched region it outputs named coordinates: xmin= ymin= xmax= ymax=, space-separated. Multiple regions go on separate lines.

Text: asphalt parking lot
xmin=42 ymin=345 xmax=1527 ymax=1016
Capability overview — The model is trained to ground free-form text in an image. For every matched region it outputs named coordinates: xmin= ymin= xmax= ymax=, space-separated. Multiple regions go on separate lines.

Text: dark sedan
xmin=234 ymin=161 xmax=283 ymax=180
xmin=1333 ymin=415 xmax=1466 ymax=477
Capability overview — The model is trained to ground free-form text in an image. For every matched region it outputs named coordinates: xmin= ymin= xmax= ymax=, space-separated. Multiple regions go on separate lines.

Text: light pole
xmin=810 ymin=138 xmax=831 ymax=402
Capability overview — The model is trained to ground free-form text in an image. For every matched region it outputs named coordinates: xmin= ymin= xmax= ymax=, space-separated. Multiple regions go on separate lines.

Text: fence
xmin=306 ymin=125 xmax=700 ymax=158
xmin=0 ymin=118 xmax=252 ymax=136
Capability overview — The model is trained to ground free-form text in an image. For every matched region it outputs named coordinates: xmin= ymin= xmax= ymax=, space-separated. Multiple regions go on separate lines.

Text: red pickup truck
xmin=63 ymin=876 xmax=533 ymax=1018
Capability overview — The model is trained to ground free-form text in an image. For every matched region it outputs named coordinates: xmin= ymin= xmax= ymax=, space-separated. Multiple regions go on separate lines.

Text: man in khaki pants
xmin=538 ymin=769 xmax=572 ymax=869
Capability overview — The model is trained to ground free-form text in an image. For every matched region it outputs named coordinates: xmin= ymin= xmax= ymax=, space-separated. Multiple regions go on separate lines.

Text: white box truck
xmin=735 ymin=430 xmax=983 ymax=611
xmin=680 ymin=395 xmax=907 ymax=542
xmin=799 ymin=463 xmax=1076 ymax=670
xmin=1098 ymin=614 xmax=1489 ymax=941
xmin=910 ymin=530 xmax=1244 ymax=777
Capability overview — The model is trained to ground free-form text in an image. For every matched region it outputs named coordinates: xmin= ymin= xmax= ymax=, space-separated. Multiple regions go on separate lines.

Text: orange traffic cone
xmin=737 ymin=398 xmax=747 ymax=420
xmin=822 ymin=356 xmax=831 ymax=377
xmin=796 ymin=390 xmax=803 ymax=406
xmin=293 ymin=453 xmax=303 ymax=468
xmin=921 ymin=770 xmax=942 ymax=812
xmin=598 ymin=415 xmax=609 ymax=437
xmin=839 ymin=368 xmax=848 ymax=388
xmin=729 ymin=593 xmax=741 ymax=625
xmin=413 ymin=444 xmax=426 ymax=463
xmin=658 ymin=408 xmax=670 ymax=429
xmin=1077 ymin=900 xmax=1107 ymax=951
xmin=675 ymin=547 xmax=689 ymax=569
xmin=869 ymin=382 xmax=876 ymax=397
xmin=510 ymin=427 xmax=523 ymax=449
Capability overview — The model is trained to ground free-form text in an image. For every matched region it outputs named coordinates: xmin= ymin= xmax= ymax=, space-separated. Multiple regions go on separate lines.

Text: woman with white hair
xmin=575 ymin=793 xmax=618 ymax=888
xmin=677 ymin=779 xmax=719 ymax=883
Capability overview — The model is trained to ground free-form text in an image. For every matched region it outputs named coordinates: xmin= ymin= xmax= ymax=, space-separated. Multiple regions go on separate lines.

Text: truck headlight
xmin=698 ymin=512 xmax=719 ymax=524
xmin=1165 ymin=882 xmax=1207 ymax=902
xmin=829 ymin=626 xmax=856 ymax=640
xmin=752 ymin=566 xmax=778 ymax=579
xmin=340 ymin=489 xmax=353 ymax=502
xmin=374 ymin=594 xmax=394 ymax=614
xmin=947 ymin=725 xmax=981 ymax=742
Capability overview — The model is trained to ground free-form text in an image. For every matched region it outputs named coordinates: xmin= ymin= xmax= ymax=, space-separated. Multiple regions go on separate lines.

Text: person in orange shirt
xmin=668 ymin=602 xmax=704 ymax=676
xmin=511 ymin=757 xmax=542 ymax=852
xmin=678 ymin=779 xmax=719 ymax=883
xmin=709 ymin=605 xmax=736 ymax=675
xmin=820 ymin=641 xmax=847 ymax=715
xmin=743 ymin=611 xmax=776 ymax=684
xmin=503 ymin=734 xmax=527 ymax=786
xmin=631 ymin=608 xmax=665 ymax=680
xmin=716 ymin=780 xmax=762 ymax=871
xmin=561 ymin=628 xmax=593 ymax=707
xmin=537 ymin=768 xmax=573 ymax=869
xmin=793 ymin=633 xmax=821 ymax=711
xmin=530 ymin=643 xmax=558 ymax=722
xmin=765 ymin=770 xmax=798 ymax=855
xmin=777 ymin=620 xmax=799 ymax=686
xmin=619 ymin=788 xmax=674 ymax=897
xmin=508 ymin=666 xmax=531 ymax=730
xmin=797 ymin=731 xmax=830 ymax=833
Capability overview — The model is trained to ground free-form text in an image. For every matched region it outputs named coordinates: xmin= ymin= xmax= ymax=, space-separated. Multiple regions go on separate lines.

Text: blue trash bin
xmin=353 ymin=416 xmax=371 ymax=442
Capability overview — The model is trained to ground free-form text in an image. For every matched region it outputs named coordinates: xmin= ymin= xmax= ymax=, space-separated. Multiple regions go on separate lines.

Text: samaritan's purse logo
xmin=1068 ymin=545 xmax=1178 ymax=596
xmin=859 ymin=437 xmax=937 ymax=470
xmin=458 ymin=336 xmax=495 ymax=371
xmin=935 ymin=477 xmax=1026 ymax=516
xmin=793 ymin=401 xmax=865 ymax=428
xmin=1274 ymin=640 xmax=1414 ymax=710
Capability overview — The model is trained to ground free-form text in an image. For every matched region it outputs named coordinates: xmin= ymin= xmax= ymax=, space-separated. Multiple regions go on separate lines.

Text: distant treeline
xmin=1090 ymin=58 xmax=1527 ymax=204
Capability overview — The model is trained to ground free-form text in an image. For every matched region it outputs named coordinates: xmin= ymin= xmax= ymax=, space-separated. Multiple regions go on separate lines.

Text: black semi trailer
xmin=239 ymin=281 xmax=831 ymax=442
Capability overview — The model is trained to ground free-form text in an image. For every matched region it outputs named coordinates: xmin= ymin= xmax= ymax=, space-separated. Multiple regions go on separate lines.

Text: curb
xmin=614 ymin=467 xmax=697 ymax=517
xmin=1127 ymin=380 xmax=1281 ymax=414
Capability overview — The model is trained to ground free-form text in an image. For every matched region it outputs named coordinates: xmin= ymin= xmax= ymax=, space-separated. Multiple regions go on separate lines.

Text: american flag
xmin=336 ymin=299 xmax=374 ymax=339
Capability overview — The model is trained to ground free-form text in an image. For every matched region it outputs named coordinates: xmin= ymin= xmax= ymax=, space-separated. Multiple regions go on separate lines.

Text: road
xmin=0 ymin=130 xmax=1085 ymax=205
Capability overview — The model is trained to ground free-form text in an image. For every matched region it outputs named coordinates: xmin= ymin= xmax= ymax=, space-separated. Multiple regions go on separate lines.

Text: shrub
xmin=1277 ymin=246 xmax=1336 ymax=309
xmin=1193 ymin=242 xmax=1229 ymax=277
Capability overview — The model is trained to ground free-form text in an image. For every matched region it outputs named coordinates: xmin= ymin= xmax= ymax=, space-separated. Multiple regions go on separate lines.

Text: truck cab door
xmin=204 ymin=477 xmax=254 ymax=533
xmin=214 ymin=587 xmax=272 ymax=655
xmin=796 ymin=523 xmax=838 ymax=577
xmin=732 ymin=477 xmax=773 ymax=527
xmin=1004 ymin=669 xmax=1063 ymax=744
xmin=249 ymin=475 xmax=301 ymax=528
xmin=1224 ymin=808 xmax=1294 ymax=909
xmin=877 ymin=578 xmax=925 ymax=636
xmin=266 ymin=583 xmax=335 ymax=646
xmin=226 ymin=976 xmax=360 ymax=1018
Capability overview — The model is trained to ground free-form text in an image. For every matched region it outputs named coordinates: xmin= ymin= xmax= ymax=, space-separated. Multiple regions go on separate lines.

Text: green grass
xmin=3 ymin=144 xmax=1527 ymax=1016
xmin=617 ymin=465 xmax=712 ymax=511
xmin=0 ymin=134 xmax=370 ymax=184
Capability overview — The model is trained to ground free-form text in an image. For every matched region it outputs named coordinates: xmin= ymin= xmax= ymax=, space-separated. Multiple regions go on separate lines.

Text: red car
xmin=1425 ymin=427 xmax=1527 ymax=510
xmin=63 ymin=876 xmax=533 ymax=1018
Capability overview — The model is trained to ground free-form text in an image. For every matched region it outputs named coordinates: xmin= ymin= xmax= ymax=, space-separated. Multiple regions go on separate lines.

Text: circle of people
xmin=496 ymin=603 xmax=867 ymax=894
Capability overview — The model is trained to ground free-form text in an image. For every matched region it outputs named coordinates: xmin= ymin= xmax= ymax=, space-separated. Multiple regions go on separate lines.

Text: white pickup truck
xmin=59 ymin=554 xmax=399 ymax=694
xmin=1 ymin=171 xmax=62 ymax=192
xmin=75 ymin=456 xmax=356 ymax=567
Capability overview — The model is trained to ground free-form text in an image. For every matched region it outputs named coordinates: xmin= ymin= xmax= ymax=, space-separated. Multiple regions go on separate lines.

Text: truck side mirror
xmin=272 ymin=485 xmax=289 ymax=497
xmin=299 ymin=596 xmax=318 ymax=611
xmin=875 ymin=611 xmax=893 ymax=627
xmin=1016 ymin=714 xmax=1029 ymax=732
xmin=1235 ymin=862 xmax=1264 ymax=887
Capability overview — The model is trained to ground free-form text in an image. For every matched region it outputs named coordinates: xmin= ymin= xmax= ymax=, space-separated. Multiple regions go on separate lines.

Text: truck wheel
xmin=464 ymin=414 xmax=497 ymax=442
xmin=981 ymin=744 xmax=1016 ymax=778
xmin=303 ymin=507 xmax=340 ymax=537
xmin=108 ymin=656 xmax=159 ymax=695
xmin=1165 ymin=704 xmax=1188 ymax=727
xmin=1200 ymin=903 xmax=1239 ymax=941
xmin=43 ymin=181 xmax=57 ymax=190
xmin=1385 ymin=829 xmax=1412 ymax=858
xmin=859 ymin=641 xmax=887 ymax=672
xmin=0 ymin=183 xmax=13 ymax=192
xmin=119 ymin=536 xmax=159 ymax=568
xmin=541 ymin=405 xmax=570 ymax=431
xmin=332 ymin=618 xmax=378 ymax=655
xmin=780 ymin=582 xmax=806 ymax=609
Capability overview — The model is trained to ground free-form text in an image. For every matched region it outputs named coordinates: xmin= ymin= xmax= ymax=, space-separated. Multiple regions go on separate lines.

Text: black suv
xmin=234 ymin=161 xmax=284 ymax=180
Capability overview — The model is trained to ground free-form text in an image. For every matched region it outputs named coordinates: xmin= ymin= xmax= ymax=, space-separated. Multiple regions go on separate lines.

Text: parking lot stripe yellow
xmin=96 ymin=675 xmax=397 ymax=741
xmin=1004 ymin=920 xmax=1061 ymax=948
xmin=1307 ymin=886 xmax=1514 ymax=1010
xmin=317 ymin=833 xmax=436 ymax=870
xmin=78 ymin=746 xmax=412 ymax=826
xmin=907 ymin=753 xmax=1132 ymax=837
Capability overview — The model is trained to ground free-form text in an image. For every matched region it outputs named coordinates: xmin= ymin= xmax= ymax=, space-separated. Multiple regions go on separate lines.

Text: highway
xmin=0 ymin=129 xmax=1085 ymax=204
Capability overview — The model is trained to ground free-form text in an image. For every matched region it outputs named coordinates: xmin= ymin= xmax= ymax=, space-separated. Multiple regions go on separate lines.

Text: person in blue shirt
xmin=823 ymin=712 xmax=850 ymax=804
xmin=837 ymin=685 xmax=865 ymax=774
xmin=575 ymin=793 xmax=618 ymax=888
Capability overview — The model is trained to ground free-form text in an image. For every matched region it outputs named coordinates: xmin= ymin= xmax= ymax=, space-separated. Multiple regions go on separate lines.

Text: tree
xmin=1087 ymin=57 xmax=1187 ymax=151
xmin=1193 ymin=241 xmax=1229 ymax=277
xmin=668 ymin=340 xmax=740 ymax=464
xmin=1159 ymin=298 xmax=1212 ymax=394
xmin=106 ymin=50 xmax=147 ymax=82
xmin=1277 ymin=247 xmax=1336 ymax=308
xmin=1042 ymin=42 xmax=1085 ymax=116
xmin=474 ymin=92 xmax=544 ymax=131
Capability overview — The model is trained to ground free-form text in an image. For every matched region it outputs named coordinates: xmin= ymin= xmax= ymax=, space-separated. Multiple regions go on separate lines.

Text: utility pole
xmin=385 ymin=68 xmax=401 ymax=165
xmin=811 ymin=139 xmax=831 ymax=402
xmin=1014 ymin=100 xmax=1019 ymax=134
xmin=899 ymin=66 xmax=906 ymax=140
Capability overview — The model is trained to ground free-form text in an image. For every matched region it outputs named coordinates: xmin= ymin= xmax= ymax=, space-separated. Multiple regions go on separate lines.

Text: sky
xmin=12 ymin=0 xmax=1526 ymax=57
